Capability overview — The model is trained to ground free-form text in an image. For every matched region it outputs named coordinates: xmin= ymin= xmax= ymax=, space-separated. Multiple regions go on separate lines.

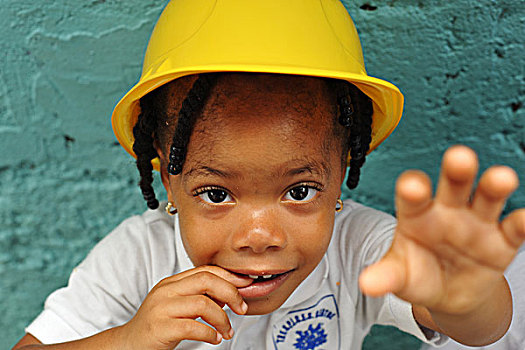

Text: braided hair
xmin=167 ymin=74 xmax=216 ymax=175
xmin=132 ymin=73 xmax=373 ymax=209
xmin=333 ymin=80 xmax=373 ymax=189
xmin=132 ymin=75 xmax=216 ymax=209
xmin=132 ymin=92 xmax=162 ymax=209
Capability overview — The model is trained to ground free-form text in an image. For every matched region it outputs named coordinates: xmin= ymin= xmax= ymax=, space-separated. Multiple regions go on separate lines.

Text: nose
xmin=232 ymin=207 xmax=287 ymax=253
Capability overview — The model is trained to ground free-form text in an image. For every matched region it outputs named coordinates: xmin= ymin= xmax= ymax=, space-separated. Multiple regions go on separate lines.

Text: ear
xmin=160 ymin=162 xmax=174 ymax=203
xmin=337 ymin=164 xmax=348 ymax=198
xmin=155 ymin=143 xmax=174 ymax=203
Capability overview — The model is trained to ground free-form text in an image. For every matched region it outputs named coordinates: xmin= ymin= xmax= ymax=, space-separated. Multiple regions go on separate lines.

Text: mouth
xmin=230 ymin=270 xmax=294 ymax=299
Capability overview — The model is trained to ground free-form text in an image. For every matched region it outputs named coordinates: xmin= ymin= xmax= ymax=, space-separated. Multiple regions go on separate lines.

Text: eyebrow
xmin=183 ymin=166 xmax=231 ymax=180
xmin=182 ymin=159 xmax=331 ymax=183
xmin=281 ymin=160 xmax=331 ymax=178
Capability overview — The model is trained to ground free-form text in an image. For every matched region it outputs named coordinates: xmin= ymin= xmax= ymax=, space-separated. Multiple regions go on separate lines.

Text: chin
xmin=244 ymin=296 xmax=289 ymax=315
xmin=242 ymin=281 xmax=300 ymax=315
xmin=236 ymin=269 xmax=302 ymax=315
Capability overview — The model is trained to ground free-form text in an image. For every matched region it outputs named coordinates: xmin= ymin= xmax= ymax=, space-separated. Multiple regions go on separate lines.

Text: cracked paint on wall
xmin=1 ymin=1 xmax=523 ymax=349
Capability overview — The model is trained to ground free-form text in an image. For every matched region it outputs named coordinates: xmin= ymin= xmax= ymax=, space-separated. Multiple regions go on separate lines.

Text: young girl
xmin=13 ymin=1 xmax=524 ymax=349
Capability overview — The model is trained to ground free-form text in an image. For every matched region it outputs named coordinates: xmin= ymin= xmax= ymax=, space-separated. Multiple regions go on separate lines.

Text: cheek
xmin=168 ymin=185 xmax=211 ymax=265
xmin=289 ymin=209 xmax=335 ymax=262
xmin=176 ymin=208 xmax=229 ymax=266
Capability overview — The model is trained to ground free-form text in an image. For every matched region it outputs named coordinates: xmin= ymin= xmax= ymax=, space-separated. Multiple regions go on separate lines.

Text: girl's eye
xmin=196 ymin=188 xmax=233 ymax=204
xmin=283 ymin=185 xmax=319 ymax=202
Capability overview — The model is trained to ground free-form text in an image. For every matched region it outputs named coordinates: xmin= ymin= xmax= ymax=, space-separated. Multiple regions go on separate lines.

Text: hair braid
xmin=335 ymin=80 xmax=374 ymax=190
xmin=168 ymin=74 xmax=216 ymax=175
xmin=133 ymin=93 xmax=161 ymax=209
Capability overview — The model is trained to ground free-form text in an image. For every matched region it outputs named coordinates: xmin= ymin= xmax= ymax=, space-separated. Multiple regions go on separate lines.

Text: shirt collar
xmin=279 ymin=254 xmax=329 ymax=309
xmin=173 ymin=215 xmax=195 ymax=272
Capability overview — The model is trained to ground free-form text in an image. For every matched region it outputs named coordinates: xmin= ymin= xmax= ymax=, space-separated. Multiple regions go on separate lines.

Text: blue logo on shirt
xmin=272 ymin=294 xmax=340 ymax=350
xmin=293 ymin=323 xmax=327 ymax=349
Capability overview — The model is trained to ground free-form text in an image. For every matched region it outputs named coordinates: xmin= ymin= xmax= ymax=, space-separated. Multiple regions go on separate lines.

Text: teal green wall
xmin=1 ymin=1 xmax=523 ymax=348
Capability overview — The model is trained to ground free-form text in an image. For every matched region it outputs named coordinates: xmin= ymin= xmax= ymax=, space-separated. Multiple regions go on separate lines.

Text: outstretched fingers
xmin=395 ymin=170 xmax=433 ymax=218
xmin=471 ymin=166 xmax=519 ymax=222
xmin=501 ymin=209 xmax=525 ymax=249
xmin=435 ymin=145 xmax=479 ymax=207
xmin=359 ymin=248 xmax=407 ymax=297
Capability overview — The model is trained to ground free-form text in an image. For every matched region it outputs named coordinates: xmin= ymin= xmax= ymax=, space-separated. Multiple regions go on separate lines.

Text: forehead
xmin=189 ymin=74 xmax=337 ymax=160
xmin=164 ymin=73 xmax=335 ymax=126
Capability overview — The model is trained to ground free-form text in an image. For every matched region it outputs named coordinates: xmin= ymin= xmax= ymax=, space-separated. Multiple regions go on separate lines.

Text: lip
xmin=226 ymin=268 xmax=293 ymax=276
xmin=236 ymin=270 xmax=292 ymax=299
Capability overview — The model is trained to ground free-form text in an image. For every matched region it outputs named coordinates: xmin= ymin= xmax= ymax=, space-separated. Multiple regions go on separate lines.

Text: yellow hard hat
xmin=112 ymin=0 xmax=404 ymax=171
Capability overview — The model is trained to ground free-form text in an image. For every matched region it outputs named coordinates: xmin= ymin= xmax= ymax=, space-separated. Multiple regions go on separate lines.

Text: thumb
xmin=359 ymin=249 xmax=406 ymax=298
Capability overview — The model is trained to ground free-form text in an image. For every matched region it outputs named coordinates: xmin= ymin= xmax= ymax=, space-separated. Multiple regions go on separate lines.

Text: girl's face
xmin=159 ymin=74 xmax=347 ymax=314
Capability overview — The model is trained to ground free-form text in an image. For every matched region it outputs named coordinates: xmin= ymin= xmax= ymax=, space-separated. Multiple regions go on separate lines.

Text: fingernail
xmin=216 ymin=332 xmax=223 ymax=343
xmin=228 ymin=328 xmax=234 ymax=339
xmin=241 ymin=301 xmax=248 ymax=314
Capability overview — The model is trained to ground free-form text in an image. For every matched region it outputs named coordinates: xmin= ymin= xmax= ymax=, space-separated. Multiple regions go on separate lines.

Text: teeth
xmin=247 ymin=274 xmax=275 ymax=279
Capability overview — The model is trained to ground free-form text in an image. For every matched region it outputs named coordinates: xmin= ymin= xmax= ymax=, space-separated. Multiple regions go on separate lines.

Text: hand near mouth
xmin=115 ymin=265 xmax=252 ymax=350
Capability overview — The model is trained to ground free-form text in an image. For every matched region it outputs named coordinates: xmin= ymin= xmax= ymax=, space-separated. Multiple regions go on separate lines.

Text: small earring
xmin=165 ymin=201 xmax=178 ymax=216
xmin=335 ymin=198 xmax=343 ymax=212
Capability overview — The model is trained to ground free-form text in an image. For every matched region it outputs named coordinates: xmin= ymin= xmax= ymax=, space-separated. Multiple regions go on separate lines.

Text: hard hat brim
xmin=112 ymin=64 xmax=403 ymax=172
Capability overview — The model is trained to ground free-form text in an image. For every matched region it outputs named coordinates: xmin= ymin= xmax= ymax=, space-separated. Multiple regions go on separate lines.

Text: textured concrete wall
xmin=1 ymin=1 xmax=523 ymax=348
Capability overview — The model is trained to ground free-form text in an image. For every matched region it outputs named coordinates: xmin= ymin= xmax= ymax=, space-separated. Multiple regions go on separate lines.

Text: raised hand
xmin=117 ymin=266 xmax=251 ymax=350
xmin=359 ymin=145 xmax=525 ymax=343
